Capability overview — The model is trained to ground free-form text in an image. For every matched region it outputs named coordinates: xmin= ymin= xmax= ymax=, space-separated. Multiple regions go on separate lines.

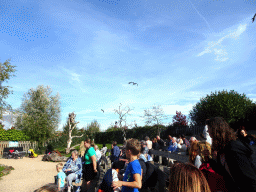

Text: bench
xmin=3 ymin=147 xmax=26 ymax=159
xmin=150 ymin=149 xmax=189 ymax=166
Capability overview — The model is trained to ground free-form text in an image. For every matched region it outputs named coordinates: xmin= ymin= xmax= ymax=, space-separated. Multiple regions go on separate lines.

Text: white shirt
xmin=112 ymin=169 xmax=121 ymax=192
xmin=203 ymin=125 xmax=212 ymax=145
xmin=146 ymin=140 xmax=152 ymax=149
xmin=95 ymin=149 xmax=102 ymax=162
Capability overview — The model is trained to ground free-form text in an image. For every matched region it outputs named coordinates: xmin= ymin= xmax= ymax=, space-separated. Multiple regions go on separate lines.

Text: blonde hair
xmin=169 ymin=162 xmax=211 ymax=192
xmin=79 ymin=141 xmax=86 ymax=157
xmin=198 ymin=141 xmax=212 ymax=162
xmin=189 ymin=140 xmax=199 ymax=164
xmin=56 ymin=163 xmax=64 ymax=171
xmin=126 ymin=138 xmax=141 ymax=156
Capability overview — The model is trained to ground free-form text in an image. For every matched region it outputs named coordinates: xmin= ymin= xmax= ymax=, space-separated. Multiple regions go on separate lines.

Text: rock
xmin=42 ymin=152 xmax=68 ymax=162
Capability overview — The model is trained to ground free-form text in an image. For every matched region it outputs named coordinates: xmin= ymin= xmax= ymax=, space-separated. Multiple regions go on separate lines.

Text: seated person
xmin=95 ymin=145 xmax=102 ymax=165
xmin=168 ymin=137 xmax=178 ymax=153
xmin=101 ymin=144 xmax=108 ymax=156
xmin=62 ymin=150 xmax=82 ymax=192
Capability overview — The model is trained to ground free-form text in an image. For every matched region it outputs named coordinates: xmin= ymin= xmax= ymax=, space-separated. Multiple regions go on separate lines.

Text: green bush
xmin=0 ymin=129 xmax=29 ymax=141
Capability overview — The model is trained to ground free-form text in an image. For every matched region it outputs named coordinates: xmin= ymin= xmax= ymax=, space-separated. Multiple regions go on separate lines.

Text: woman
xmin=168 ymin=162 xmax=211 ymax=192
xmin=205 ymin=117 xmax=256 ymax=192
xmin=189 ymin=140 xmax=199 ymax=165
xmin=145 ymin=136 xmax=152 ymax=150
xmin=84 ymin=138 xmax=98 ymax=191
xmin=62 ymin=150 xmax=82 ymax=192
xmin=236 ymin=126 xmax=251 ymax=145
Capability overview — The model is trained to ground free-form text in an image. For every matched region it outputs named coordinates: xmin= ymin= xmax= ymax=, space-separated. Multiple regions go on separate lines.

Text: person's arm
xmin=112 ymin=173 xmax=142 ymax=190
xmin=62 ymin=159 xmax=71 ymax=172
xmin=58 ymin=178 xmax=61 ymax=191
xmin=91 ymin=155 xmax=97 ymax=172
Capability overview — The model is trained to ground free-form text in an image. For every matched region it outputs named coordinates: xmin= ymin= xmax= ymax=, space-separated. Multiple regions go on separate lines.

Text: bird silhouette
xmin=252 ymin=13 xmax=256 ymax=23
xmin=101 ymin=109 xmax=104 ymax=113
xmin=128 ymin=82 xmax=138 ymax=86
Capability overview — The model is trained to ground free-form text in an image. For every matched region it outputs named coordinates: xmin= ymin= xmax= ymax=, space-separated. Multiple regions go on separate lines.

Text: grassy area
xmin=0 ymin=165 xmax=14 ymax=179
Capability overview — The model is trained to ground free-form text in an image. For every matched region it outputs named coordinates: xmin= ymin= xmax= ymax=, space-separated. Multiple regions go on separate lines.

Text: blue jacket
xmin=168 ymin=142 xmax=177 ymax=153
xmin=63 ymin=157 xmax=82 ymax=183
xmin=113 ymin=146 xmax=120 ymax=158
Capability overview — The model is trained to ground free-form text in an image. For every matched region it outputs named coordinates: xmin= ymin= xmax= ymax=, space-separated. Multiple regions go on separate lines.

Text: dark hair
xmin=208 ymin=117 xmax=237 ymax=152
xmin=103 ymin=143 xmax=106 ymax=147
xmin=84 ymin=138 xmax=95 ymax=147
xmin=113 ymin=141 xmax=117 ymax=146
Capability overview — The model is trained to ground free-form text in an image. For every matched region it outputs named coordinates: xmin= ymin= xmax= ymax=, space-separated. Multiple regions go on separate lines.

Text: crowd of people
xmin=53 ymin=117 xmax=256 ymax=192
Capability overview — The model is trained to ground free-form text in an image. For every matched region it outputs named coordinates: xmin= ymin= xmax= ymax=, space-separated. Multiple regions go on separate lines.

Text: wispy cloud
xmin=197 ymin=24 xmax=247 ymax=61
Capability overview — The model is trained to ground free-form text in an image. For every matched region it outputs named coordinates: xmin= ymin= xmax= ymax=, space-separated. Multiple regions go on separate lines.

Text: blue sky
xmin=1 ymin=0 xmax=256 ymax=131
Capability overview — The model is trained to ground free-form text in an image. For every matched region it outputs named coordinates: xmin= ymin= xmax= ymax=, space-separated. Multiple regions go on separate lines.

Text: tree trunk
xmin=66 ymin=122 xmax=72 ymax=154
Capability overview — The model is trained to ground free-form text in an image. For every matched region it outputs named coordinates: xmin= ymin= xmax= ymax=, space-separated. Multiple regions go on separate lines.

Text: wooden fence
xmin=0 ymin=137 xmax=60 ymax=158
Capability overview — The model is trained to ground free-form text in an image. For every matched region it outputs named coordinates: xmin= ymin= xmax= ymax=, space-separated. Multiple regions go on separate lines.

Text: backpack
xmin=199 ymin=162 xmax=228 ymax=192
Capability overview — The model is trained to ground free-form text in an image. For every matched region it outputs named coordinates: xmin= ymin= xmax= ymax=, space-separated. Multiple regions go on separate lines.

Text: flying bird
xmin=128 ymin=82 xmax=138 ymax=86
xmin=101 ymin=109 xmax=104 ymax=113
xmin=252 ymin=13 xmax=256 ymax=23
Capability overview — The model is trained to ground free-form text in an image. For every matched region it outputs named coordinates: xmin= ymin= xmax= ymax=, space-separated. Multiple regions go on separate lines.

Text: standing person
xmin=204 ymin=120 xmax=212 ymax=145
xmin=111 ymin=141 xmax=120 ymax=163
xmin=112 ymin=138 xmax=142 ymax=192
xmin=152 ymin=138 xmax=160 ymax=163
xmin=168 ymin=162 xmax=211 ymax=192
xmin=156 ymin=135 xmax=165 ymax=150
xmin=205 ymin=117 xmax=256 ymax=192
xmin=83 ymin=138 xmax=98 ymax=191
xmin=56 ymin=163 xmax=66 ymax=192
xmin=94 ymin=145 xmax=102 ymax=165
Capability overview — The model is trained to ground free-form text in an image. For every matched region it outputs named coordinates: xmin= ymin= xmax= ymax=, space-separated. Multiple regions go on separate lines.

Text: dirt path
xmin=0 ymin=155 xmax=59 ymax=192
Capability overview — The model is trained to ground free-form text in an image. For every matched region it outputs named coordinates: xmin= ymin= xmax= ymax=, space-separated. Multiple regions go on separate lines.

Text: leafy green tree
xmin=189 ymin=90 xmax=254 ymax=126
xmin=86 ymin=119 xmax=100 ymax=138
xmin=0 ymin=59 xmax=16 ymax=118
xmin=15 ymin=85 xmax=61 ymax=146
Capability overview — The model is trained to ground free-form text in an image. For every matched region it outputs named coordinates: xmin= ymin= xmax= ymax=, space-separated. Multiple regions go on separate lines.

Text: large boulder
xmin=42 ymin=152 xmax=68 ymax=162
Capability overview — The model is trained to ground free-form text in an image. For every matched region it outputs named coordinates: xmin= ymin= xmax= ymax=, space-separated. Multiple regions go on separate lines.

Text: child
xmin=56 ymin=163 xmax=66 ymax=192
xmin=112 ymin=138 xmax=142 ymax=192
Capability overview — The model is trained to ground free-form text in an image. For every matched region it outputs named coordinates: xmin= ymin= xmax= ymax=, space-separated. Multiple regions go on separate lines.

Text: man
xmin=111 ymin=141 xmax=120 ymax=163
xmin=156 ymin=135 xmax=166 ymax=150
xmin=167 ymin=135 xmax=173 ymax=146
xmin=167 ymin=137 xmax=178 ymax=153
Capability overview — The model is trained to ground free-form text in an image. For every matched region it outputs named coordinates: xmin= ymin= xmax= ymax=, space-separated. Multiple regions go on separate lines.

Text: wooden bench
xmin=150 ymin=149 xmax=189 ymax=166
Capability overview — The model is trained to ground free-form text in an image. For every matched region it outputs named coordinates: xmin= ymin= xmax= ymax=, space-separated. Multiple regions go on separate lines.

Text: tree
xmin=189 ymin=90 xmax=254 ymax=126
xmin=15 ymin=85 xmax=61 ymax=146
xmin=114 ymin=103 xmax=134 ymax=141
xmin=173 ymin=111 xmax=188 ymax=126
xmin=63 ymin=118 xmax=79 ymax=136
xmin=142 ymin=105 xmax=168 ymax=136
xmin=86 ymin=119 xmax=100 ymax=138
xmin=66 ymin=112 xmax=83 ymax=154
xmin=0 ymin=59 xmax=16 ymax=118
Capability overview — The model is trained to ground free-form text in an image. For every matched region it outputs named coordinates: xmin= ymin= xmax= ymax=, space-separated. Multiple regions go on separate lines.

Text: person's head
xmin=189 ymin=136 xmax=197 ymax=143
xmin=197 ymin=141 xmax=212 ymax=162
xmin=113 ymin=141 xmax=117 ymax=146
xmin=145 ymin=136 xmax=150 ymax=141
xmin=181 ymin=134 xmax=186 ymax=140
xmin=156 ymin=135 xmax=160 ymax=140
xmin=168 ymin=135 xmax=172 ymax=141
xmin=237 ymin=126 xmax=247 ymax=137
xmin=103 ymin=143 xmax=106 ymax=148
xmin=172 ymin=137 xmax=177 ymax=143
xmin=36 ymin=184 xmax=58 ymax=192
xmin=71 ymin=150 xmax=79 ymax=160
xmin=84 ymin=138 xmax=94 ymax=149
xmin=169 ymin=162 xmax=211 ymax=192
xmin=94 ymin=145 xmax=99 ymax=151
xmin=56 ymin=163 xmax=64 ymax=172
xmin=125 ymin=138 xmax=141 ymax=159
xmin=207 ymin=117 xmax=237 ymax=152
xmin=153 ymin=138 xmax=157 ymax=143
xmin=189 ymin=140 xmax=199 ymax=164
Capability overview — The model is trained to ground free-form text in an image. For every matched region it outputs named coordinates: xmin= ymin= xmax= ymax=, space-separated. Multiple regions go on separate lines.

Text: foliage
xmin=0 ymin=128 xmax=29 ymax=141
xmin=62 ymin=118 xmax=79 ymax=136
xmin=105 ymin=125 xmax=121 ymax=132
xmin=0 ymin=59 xmax=16 ymax=118
xmin=142 ymin=105 xmax=168 ymax=136
xmin=85 ymin=119 xmax=100 ymax=138
xmin=172 ymin=111 xmax=188 ymax=126
xmin=14 ymin=85 xmax=61 ymax=146
xmin=0 ymin=164 xmax=14 ymax=178
xmin=189 ymin=90 xmax=254 ymax=125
